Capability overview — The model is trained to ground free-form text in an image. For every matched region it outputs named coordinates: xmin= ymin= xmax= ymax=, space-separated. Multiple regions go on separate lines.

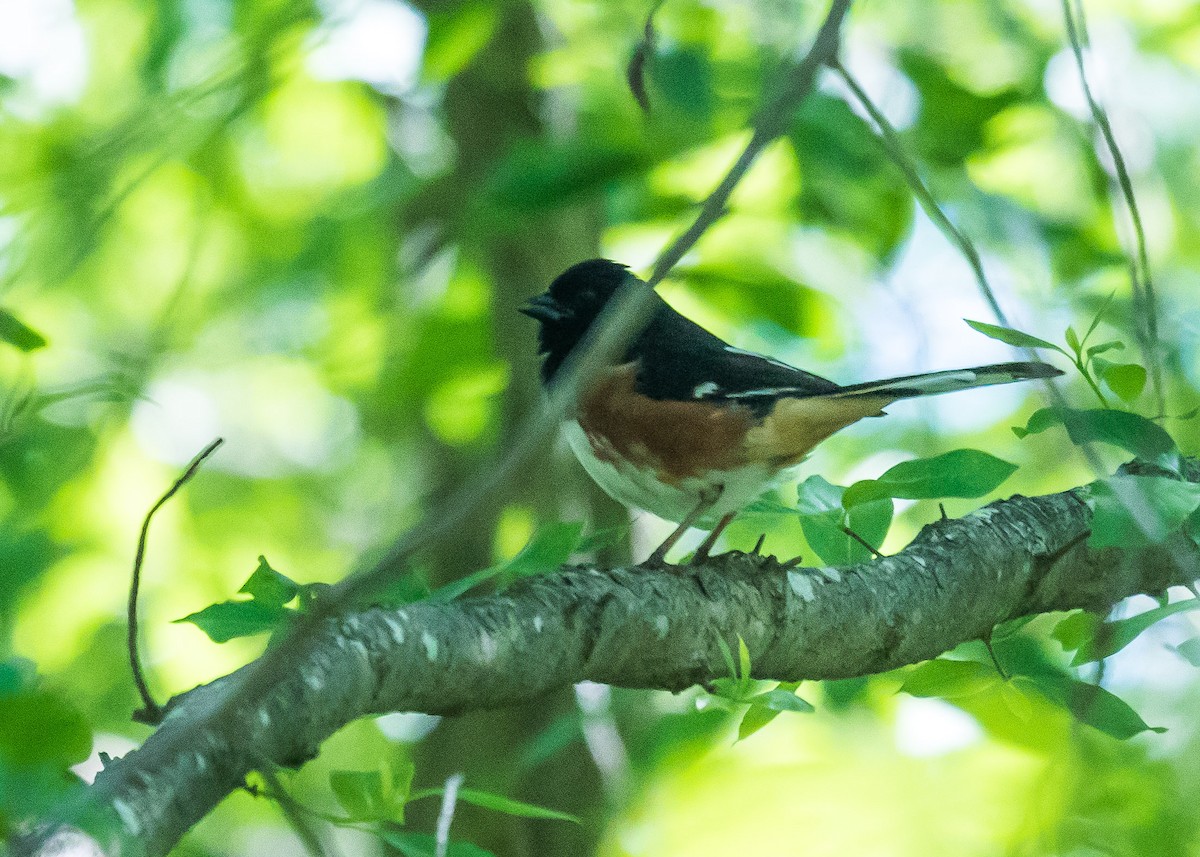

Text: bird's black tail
xmin=830 ymin=361 xmax=1062 ymax=400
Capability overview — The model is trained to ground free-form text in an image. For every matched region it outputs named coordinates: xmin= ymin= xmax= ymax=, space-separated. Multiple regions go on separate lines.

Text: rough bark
xmin=36 ymin=480 xmax=1198 ymax=857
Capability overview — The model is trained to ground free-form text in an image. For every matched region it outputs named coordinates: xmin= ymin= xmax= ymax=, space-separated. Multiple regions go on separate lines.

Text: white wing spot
xmin=692 ymin=381 xmax=720 ymax=398
xmin=724 ymin=387 xmax=795 ymax=398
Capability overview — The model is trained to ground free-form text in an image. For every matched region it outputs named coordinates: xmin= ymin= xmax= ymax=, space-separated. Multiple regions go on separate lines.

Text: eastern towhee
xmin=522 ymin=259 xmax=1062 ymax=565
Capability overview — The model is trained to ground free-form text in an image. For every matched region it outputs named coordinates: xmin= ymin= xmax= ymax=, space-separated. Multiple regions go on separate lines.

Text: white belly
xmin=563 ymin=421 xmax=785 ymax=524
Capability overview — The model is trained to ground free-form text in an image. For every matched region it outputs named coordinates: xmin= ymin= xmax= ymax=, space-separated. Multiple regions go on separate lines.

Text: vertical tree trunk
xmin=401 ymin=3 xmax=624 ymax=853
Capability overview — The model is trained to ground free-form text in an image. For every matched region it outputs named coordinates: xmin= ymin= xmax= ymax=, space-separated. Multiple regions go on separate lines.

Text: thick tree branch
xmin=49 ymin=477 xmax=1198 ymax=857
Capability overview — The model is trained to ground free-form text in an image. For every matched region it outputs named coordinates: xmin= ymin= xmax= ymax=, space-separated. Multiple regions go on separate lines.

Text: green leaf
xmin=900 ymin=52 xmax=1020 ymax=166
xmin=1051 ymin=610 xmax=1101 ymax=653
xmin=795 ymin=476 xmax=892 ymax=565
xmin=846 ymin=498 xmax=893 ymax=549
xmin=453 ymin=789 xmax=580 ymax=824
xmin=964 ymin=319 xmax=1063 ymax=353
xmin=429 ymin=566 xmax=504 ymax=603
xmin=430 ymin=522 xmax=584 ymax=601
xmin=1082 ymin=292 xmax=1117 ymax=342
xmin=330 ymin=770 xmax=392 ymax=822
xmin=796 ymin=506 xmax=868 ymax=565
xmin=709 ymin=635 xmax=762 ymax=702
xmin=749 ymin=686 xmax=815 ymax=713
xmin=1086 ymin=340 xmax=1124 ymax=358
xmin=1088 ymin=475 xmax=1200 ymax=548
xmin=900 ymin=659 xmax=1000 ymax=698
xmin=736 ymin=703 xmax=782 ymax=741
xmin=379 ymin=830 xmax=496 ymax=857
xmin=1013 ymin=408 xmax=1180 ymax=471
xmin=1100 ymin=362 xmax=1147 ymax=403
xmin=1174 ymin=637 xmax=1200 ymax=667
xmin=715 ymin=635 xmax=738 ymax=680
xmin=174 ymin=600 xmax=291 ymax=643
xmin=1188 ymin=504 xmax=1200 ymax=545
xmin=743 ymin=498 xmax=798 ymax=516
xmin=0 ymin=308 xmax=48 ymax=352
xmin=1064 ymin=325 xmax=1081 ymax=354
xmin=503 ymin=521 xmax=584 ymax=578
xmin=239 ymin=556 xmax=299 ymax=608
xmin=841 ymin=449 xmax=1017 ymax=507
xmin=998 ymin=680 xmax=1034 ymax=722
xmin=576 ymin=526 xmax=627 ymax=554
xmin=795 ymin=474 xmax=843 ymax=515
xmin=1071 ymin=599 xmax=1200 ymax=665
xmin=391 ymin=759 xmax=415 ymax=803
xmin=737 ymin=636 xmax=752 ymax=681
xmin=1023 ymin=672 xmax=1164 ymax=739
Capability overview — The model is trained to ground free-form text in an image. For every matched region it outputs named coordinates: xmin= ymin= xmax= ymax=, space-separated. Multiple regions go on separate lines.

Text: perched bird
xmin=522 ymin=259 xmax=1061 ymax=565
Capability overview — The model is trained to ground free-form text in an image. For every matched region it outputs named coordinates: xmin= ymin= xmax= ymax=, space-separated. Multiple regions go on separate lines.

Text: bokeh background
xmin=3 ymin=0 xmax=1200 ymax=854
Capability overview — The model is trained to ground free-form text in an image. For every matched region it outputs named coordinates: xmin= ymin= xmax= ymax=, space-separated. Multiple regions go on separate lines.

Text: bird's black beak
xmin=520 ymin=293 xmax=570 ymax=323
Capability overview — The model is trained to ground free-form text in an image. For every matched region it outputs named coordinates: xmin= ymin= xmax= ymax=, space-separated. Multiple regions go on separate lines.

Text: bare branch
xmin=1060 ymin=0 xmax=1164 ymax=415
xmin=128 ymin=438 xmax=224 ymax=724
xmin=626 ymin=0 xmax=665 ymax=113
xmin=832 ymin=61 xmax=1010 ymax=326
xmin=646 ymin=0 xmax=852 ymax=287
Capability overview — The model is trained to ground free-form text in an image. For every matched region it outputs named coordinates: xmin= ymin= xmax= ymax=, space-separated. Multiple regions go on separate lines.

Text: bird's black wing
xmin=630 ymin=305 xmax=840 ymax=416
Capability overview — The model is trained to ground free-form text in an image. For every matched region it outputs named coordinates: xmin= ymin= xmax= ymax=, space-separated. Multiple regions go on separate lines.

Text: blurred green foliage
xmin=3 ymin=0 xmax=1200 ymax=854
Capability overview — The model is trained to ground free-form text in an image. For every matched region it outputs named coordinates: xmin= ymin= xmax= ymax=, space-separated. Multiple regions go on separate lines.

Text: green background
xmin=2 ymin=0 xmax=1200 ymax=854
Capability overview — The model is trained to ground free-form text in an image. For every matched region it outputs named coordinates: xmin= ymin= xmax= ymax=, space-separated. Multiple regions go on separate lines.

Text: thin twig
xmin=627 ymin=0 xmax=666 ymax=113
xmin=1060 ymin=0 xmax=1164 ymax=415
xmin=841 ymin=525 xmax=884 ymax=558
xmin=647 ymin=0 xmax=852 ymax=288
xmin=1036 ymin=527 xmax=1092 ymax=574
xmin=128 ymin=437 xmax=224 ymax=723
xmin=831 ymin=60 xmax=1009 ymax=326
xmin=435 ymin=773 xmax=464 ymax=857
xmin=983 ymin=636 xmax=1010 ymax=681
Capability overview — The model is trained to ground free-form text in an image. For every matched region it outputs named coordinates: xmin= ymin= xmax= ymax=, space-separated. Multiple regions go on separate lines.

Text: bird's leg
xmin=645 ymin=486 xmax=725 ymax=567
xmin=644 ymin=500 xmax=710 ymax=567
xmin=692 ymin=512 xmax=736 ymax=564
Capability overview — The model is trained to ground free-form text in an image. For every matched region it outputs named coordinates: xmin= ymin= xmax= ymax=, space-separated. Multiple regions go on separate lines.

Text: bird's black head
xmin=521 ymin=259 xmax=642 ymax=382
